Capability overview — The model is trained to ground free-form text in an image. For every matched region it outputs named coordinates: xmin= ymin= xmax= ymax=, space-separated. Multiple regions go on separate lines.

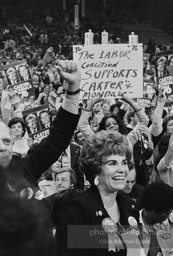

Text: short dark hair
xmin=73 ymin=130 xmax=81 ymax=144
xmin=8 ymin=117 xmax=26 ymax=136
xmin=141 ymin=182 xmax=173 ymax=213
xmin=163 ymin=114 xmax=173 ymax=133
xmin=98 ymin=114 xmax=128 ymax=135
xmin=110 ymin=102 xmax=122 ymax=113
xmin=39 ymin=110 xmax=51 ymax=118
xmin=54 ymin=168 xmax=77 ymax=186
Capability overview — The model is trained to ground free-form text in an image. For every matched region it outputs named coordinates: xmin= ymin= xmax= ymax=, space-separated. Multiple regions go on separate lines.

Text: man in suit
xmin=39 ymin=140 xmax=83 ymax=197
xmin=39 ymin=110 xmax=52 ymax=129
xmin=157 ymin=56 xmax=167 ymax=77
xmin=0 ymin=60 xmax=81 ymax=200
xmin=122 ymin=168 xmax=144 ymax=221
xmin=25 ymin=113 xmax=40 ymax=134
xmin=6 ymin=67 xmax=18 ymax=85
xmin=18 ymin=64 xmax=30 ymax=82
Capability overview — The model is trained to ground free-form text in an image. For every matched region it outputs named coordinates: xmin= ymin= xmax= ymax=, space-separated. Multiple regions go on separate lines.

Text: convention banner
xmin=3 ymin=60 xmax=34 ymax=100
xmin=155 ymin=50 xmax=173 ymax=98
xmin=73 ymin=44 xmax=143 ymax=99
xmin=22 ymin=104 xmax=51 ymax=144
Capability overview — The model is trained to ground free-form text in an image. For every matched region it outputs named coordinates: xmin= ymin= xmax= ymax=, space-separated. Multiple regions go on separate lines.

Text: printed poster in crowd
xmin=3 ymin=60 xmax=34 ymax=101
xmin=155 ymin=50 xmax=173 ymax=98
xmin=47 ymin=87 xmax=64 ymax=110
xmin=133 ymin=97 xmax=153 ymax=116
xmin=143 ymin=81 xmax=156 ymax=100
xmin=143 ymin=53 xmax=156 ymax=83
xmin=22 ymin=104 xmax=52 ymax=144
xmin=73 ymin=44 xmax=143 ymax=99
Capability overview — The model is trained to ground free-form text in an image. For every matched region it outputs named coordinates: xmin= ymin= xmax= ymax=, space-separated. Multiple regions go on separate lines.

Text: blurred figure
xmin=18 ymin=64 xmax=30 ymax=81
xmin=122 ymin=168 xmax=144 ymax=220
xmin=6 ymin=67 xmax=18 ymax=85
xmin=73 ymin=130 xmax=85 ymax=147
xmin=156 ymin=56 xmax=167 ymax=77
xmin=8 ymin=117 xmax=30 ymax=157
xmin=39 ymin=110 xmax=52 ymax=129
xmin=140 ymin=182 xmax=173 ymax=256
xmin=25 ymin=113 xmax=40 ymax=134
xmin=0 ymin=166 xmax=56 ymax=256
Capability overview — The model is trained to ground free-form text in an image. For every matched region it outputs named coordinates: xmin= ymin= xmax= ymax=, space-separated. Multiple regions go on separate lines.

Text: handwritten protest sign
xmin=22 ymin=104 xmax=51 ymax=144
xmin=3 ymin=60 xmax=34 ymax=100
xmin=155 ymin=50 xmax=173 ymax=97
xmin=73 ymin=44 xmax=143 ymax=99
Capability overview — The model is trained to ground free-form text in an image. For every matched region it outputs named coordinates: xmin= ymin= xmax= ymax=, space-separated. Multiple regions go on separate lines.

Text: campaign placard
xmin=133 ymin=97 xmax=153 ymax=115
xmin=143 ymin=82 xmax=156 ymax=99
xmin=73 ymin=44 xmax=143 ymax=99
xmin=155 ymin=50 xmax=173 ymax=97
xmin=3 ymin=60 xmax=34 ymax=100
xmin=22 ymin=104 xmax=52 ymax=144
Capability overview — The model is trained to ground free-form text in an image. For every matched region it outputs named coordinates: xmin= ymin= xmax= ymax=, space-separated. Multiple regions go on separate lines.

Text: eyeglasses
xmin=55 ymin=178 xmax=70 ymax=183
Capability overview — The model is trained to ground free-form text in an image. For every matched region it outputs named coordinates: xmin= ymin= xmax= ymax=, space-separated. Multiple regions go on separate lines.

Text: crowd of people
xmin=0 ymin=1 xmax=173 ymax=256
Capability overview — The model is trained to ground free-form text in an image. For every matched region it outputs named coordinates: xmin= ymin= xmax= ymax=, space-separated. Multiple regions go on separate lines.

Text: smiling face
xmin=105 ymin=118 xmax=119 ymax=132
xmin=40 ymin=112 xmax=50 ymax=125
xmin=98 ymin=154 xmax=129 ymax=194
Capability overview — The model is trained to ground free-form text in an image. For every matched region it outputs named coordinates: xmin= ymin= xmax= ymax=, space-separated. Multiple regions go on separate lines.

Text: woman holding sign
xmin=78 ymin=94 xmax=150 ymax=157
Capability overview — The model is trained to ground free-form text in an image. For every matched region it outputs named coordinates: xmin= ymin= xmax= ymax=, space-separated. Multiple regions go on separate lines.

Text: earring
xmin=94 ymin=176 xmax=99 ymax=186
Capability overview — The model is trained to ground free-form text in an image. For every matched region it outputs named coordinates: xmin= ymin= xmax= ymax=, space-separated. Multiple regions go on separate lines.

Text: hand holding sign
xmin=57 ymin=60 xmax=81 ymax=91
xmin=85 ymin=96 xmax=102 ymax=111
xmin=120 ymin=92 xmax=142 ymax=112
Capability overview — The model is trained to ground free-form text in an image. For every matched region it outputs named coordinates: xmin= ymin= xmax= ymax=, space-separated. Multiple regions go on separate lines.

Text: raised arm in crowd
xmin=0 ymin=60 xmax=81 ymax=198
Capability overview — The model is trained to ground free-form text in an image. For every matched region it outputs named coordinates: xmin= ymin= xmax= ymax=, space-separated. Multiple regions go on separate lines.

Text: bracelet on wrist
xmin=66 ymin=88 xmax=81 ymax=95
xmin=135 ymin=108 xmax=142 ymax=113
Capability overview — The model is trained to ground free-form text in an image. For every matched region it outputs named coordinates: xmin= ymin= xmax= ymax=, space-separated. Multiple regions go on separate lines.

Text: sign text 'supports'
xmin=73 ymin=44 xmax=143 ymax=99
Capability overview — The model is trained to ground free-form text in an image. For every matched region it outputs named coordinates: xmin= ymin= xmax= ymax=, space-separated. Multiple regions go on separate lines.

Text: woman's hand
xmin=85 ymin=96 xmax=102 ymax=111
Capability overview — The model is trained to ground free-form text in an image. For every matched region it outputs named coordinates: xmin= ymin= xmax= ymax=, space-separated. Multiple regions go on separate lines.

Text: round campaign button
xmin=161 ymin=233 xmax=171 ymax=239
xmin=102 ymin=218 xmax=118 ymax=234
xmin=128 ymin=216 xmax=137 ymax=227
xmin=156 ymin=252 xmax=163 ymax=256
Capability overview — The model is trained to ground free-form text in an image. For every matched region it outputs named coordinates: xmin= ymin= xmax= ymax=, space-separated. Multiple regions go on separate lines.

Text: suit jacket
xmin=55 ymin=186 xmax=138 ymax=256
xmin=69 ymin=142 xmax=84 ymax=190
xmin=27 ymin=123 xmax=40 ymax=134
xmin=6 ymin=107 xmax=80 ymax=194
